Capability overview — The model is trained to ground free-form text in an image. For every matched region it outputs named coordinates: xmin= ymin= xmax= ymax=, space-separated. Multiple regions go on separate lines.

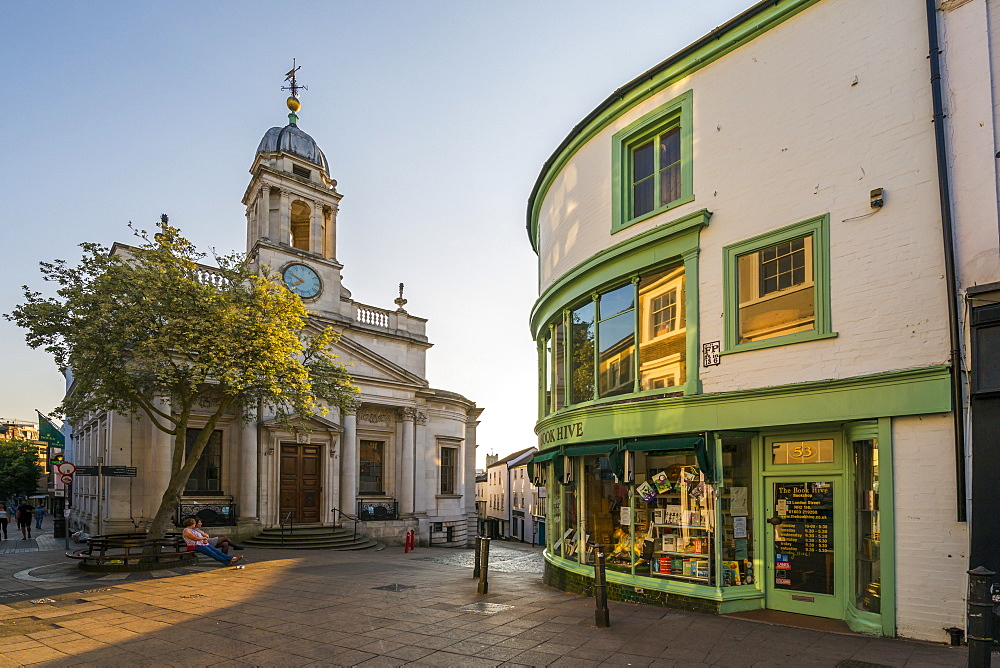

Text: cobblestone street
xmin=0 ymin=532 xmax=972 ymax=667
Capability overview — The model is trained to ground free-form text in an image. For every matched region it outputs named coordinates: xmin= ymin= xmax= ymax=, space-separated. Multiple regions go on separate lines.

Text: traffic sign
xmin=56 ymin=462 xmax=76 ymax=476
xmin=60 ymin=475 xmax=74 ymax=484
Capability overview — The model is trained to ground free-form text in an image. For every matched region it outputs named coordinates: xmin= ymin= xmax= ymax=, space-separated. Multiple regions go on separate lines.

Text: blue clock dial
xmin=282 ymin=264 xmax=322 ymax=299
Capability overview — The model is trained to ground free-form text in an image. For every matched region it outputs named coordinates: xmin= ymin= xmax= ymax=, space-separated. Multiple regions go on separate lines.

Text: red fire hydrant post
xmin=404 ymin=531 xmax=411 ymax=553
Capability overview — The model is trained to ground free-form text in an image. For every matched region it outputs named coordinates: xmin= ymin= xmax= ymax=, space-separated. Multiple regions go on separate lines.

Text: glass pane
xmin=738 ymin=236 xmax=815 ymax=343
xmin=548 ymin=473 xmax=561 ymax=553
xmin=659 ymin=127 xmax=680 ymax=167
xmin=720 ymin=437 xmax=755 ymax=586
xmin=553 ymin=321 xmax=566 ymax=410
xmin=185 ymin=429 xmax=222 ymax=494
xmin=659 ymin=162 xmax=681 ymax=206
xmin=632 ymin=141 xmax=654 ymax=181
xmin=600 ymin=284 xmax=634 ymax=321
xmin=598 ymin=311 xmax=635 ymax=397
xmin=773 ymin=481 xmax=834 ymax=595
xmin=855 ymin=440 xmax=881 ymax=612
xmin=639 ymin=264 xmax=686 ymax=390
xmin=359 ymin=440 xmax=384 ymax=494
xmin=543 ymin=335 xmax=552 ymax=415
xmin=583 ymin=455 xmax=631 ymax=571
xmin=637 ymin=449 xmax=715 ymax=584
xmin=633 ymin=178 xmax=654 ymax=217
xmin=558 ymin=471 xmax=579 ymax=560
xmin=570 ymin=302 xmax=595 ymax=404
xmin=771 ymin=440 xmax=835 ymax=465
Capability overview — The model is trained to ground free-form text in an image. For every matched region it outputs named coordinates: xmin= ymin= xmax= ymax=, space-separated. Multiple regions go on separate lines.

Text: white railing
xmin=195 ymin=267 xmax=226 ymax=288
xmin=356 ymin=304 xmax=391 ymax=328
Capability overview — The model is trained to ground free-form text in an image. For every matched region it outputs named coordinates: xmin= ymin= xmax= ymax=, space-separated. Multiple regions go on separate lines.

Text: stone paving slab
xmin=0 ymin=542 xmax=975 ymax=667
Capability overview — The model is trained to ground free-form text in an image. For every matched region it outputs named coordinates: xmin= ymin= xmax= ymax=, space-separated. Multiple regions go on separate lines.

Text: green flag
xmin=36 ymin=410 xmax=65 ymax=447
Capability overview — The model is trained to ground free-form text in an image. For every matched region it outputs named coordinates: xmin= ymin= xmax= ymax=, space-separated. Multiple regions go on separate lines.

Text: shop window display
xmin=554 ymin=463 xmax=579 ymax=560
xmin=583 ymin=456 xmax=632 ymax=571
xmin=854 ymin=439 xmax=880 ymax=612
xmin=634 ymin=450 xmax=715 ymax=583
xmin=719 ymin=437 xmax=755 ymax=586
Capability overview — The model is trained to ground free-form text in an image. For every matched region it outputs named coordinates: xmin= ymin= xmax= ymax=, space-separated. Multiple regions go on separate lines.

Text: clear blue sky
xmin=0 ymin=1 xmax=753 ymax=466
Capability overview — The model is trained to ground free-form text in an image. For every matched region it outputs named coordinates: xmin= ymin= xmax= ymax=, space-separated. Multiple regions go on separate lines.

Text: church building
xmin=66 ymin=85 xmax=482 ymax=548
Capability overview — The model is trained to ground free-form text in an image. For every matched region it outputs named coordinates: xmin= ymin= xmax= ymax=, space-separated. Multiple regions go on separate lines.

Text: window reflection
xmin=737 ymin=235 xmax=815 ymax=343
xmin=571 ymin=302 xmax=595 ymax=404
xmin=639 ymin=264 xmax=686 ymax=390
xmin=553 ymin=321 xmax=566 ymax=410
xmin=598 ymin=284 xmax=635 ymax=398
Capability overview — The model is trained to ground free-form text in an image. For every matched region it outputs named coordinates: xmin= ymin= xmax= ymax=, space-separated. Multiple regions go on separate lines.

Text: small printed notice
xmin=730 ymin=487 xmax=748 ymax=516
xmin=733 ymin=516 xmax=748 ymax=539
xmin=734 ymin=538 xmax=748 ymax=560
xmin=620 ymin=505 xmax=632 ymax=526
xmin=702 ymin=341 xmax=721 ymax=367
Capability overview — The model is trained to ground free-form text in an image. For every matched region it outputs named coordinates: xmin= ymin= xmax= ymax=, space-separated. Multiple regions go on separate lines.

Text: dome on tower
xmin=256 ymin=123 xmax=329 ymax=174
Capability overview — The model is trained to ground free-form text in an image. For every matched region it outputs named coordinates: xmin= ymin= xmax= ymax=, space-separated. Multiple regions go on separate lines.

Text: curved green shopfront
xmin=525 ymin=0 xmax=963 ymax=640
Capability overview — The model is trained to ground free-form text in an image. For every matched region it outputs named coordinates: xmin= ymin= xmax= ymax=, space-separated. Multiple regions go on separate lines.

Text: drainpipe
xmin=926 ymin=0 xmax=967 ymax=522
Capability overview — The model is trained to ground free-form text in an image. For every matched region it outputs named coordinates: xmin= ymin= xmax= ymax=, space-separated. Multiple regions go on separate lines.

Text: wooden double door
xmin=279 ymin=443 xmax=323 ymax=523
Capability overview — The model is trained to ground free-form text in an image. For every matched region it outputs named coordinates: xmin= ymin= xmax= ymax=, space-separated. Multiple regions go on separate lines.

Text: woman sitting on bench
xmin=182 ymin=518 xmax=243 ymax=566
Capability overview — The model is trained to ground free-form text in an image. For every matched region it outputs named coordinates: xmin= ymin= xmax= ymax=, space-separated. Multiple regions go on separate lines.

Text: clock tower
xmin=242 ymin=73 xmax=346 ymax=318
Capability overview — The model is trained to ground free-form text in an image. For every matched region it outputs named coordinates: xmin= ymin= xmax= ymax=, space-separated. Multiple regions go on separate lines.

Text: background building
xmin=484 ymin=447 xmax=535 ymax=539
xmin=527 ymin=0 xmax=996 ymax=642
xmin=67 ymin=94 xmax=482 ymax=547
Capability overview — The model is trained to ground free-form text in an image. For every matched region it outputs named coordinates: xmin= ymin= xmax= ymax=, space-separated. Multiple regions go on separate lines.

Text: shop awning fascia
xmin=620 ymin=436 xmax=703 ymax=452
xmin=562 ymin=442 xmax=617 ymax=457
xmin=531 ymin=450 xmax=558 ymax=463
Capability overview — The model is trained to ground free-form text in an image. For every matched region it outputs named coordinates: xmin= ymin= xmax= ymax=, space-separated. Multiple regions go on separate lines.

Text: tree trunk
xmin=146 ymin=398 xmax=231 ymax=540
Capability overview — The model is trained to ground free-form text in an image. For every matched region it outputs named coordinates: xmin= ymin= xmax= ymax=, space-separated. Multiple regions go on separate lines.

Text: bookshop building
xmin=527 ymin=0 xmax=970 ymax=642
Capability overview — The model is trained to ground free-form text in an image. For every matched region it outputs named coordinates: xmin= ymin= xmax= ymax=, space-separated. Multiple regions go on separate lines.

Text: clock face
xmin=282 ymin=263 xmax=322 ymax=299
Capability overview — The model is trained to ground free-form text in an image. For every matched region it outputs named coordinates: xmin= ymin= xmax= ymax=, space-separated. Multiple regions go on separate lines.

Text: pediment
xmin=330 ymin=335 xmax=428 ymax=388
xmin=259 ymin=412 xmax=342 ymax=431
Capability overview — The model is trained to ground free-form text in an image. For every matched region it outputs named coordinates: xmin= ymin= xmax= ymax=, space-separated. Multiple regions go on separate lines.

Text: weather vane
xmin=281 ymin=59 xmax=308 ymax=124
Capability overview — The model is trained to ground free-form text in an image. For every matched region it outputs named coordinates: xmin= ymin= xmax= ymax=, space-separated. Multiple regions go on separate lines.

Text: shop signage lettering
xmin=538 ymin=422 xmax=583 ymax=446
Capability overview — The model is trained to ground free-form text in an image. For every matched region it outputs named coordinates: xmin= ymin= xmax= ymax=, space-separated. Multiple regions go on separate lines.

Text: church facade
xmin=66 ymin=97 xmax=482 ymax=547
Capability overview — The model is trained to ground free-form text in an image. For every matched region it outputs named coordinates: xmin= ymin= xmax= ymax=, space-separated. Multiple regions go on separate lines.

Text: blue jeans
xmin=194 ymin=544 xmax=232 ymax=565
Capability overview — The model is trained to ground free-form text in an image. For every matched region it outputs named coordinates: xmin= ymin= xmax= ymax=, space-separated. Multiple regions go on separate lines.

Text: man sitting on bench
xmin=182 ymin=518 xmax=243 ymax=566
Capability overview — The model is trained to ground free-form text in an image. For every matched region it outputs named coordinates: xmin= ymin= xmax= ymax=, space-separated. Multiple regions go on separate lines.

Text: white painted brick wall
xmin=535 ymin=0 xmax=954 ymax=388
xmin=892 ymin=413 xmax=968 ymax=641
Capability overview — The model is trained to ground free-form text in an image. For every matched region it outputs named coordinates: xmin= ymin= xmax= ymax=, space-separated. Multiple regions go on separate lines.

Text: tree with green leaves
xmin=7 ymin=218 xmax=358 ymax=539
xmin=0 ymin=439 xmax=45 ymax=501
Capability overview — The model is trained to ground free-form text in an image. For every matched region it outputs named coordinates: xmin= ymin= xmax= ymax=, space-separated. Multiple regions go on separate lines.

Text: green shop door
xmin=765 ymin=477 xmax=846 ymax=619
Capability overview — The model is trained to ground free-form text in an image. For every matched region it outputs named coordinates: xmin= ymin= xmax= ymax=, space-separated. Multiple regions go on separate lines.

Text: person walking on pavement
xmin=15 ymin=502 xmax=34 ymax=540
xmin=0 ymin=503 xmax=9 ymax=540
xmin=182 ymin=518 xmax=243 ymax=566
xmin=33 ymin=506 xmax=46 ymax=530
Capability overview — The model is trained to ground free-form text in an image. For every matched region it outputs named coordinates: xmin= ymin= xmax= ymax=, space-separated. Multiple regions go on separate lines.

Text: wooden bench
xmin=66 ymin=534 xmax=198 ymax=573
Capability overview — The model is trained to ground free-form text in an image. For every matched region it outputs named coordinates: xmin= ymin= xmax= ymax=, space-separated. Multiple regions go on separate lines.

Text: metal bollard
xmin=477 ymin=537 xmax=490 ymax=595
xmin=968 ymin=566 xmax=995 ymax=667
xmin=473 ymin=536 xmax=482 ymax=579
xmin=593 ymin=543 xmax=610 ymax=627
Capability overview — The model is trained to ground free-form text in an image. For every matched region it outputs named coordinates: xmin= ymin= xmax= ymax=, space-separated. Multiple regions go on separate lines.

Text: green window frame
xmin=722 ymin=213 xmax=836 ymax=354
xmin=612 ymin=90 xmax=694 ymax=234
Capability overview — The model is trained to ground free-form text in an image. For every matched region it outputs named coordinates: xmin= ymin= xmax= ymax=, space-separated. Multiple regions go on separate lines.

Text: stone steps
xmin=243 ymin=525 xmax=378 ymax=551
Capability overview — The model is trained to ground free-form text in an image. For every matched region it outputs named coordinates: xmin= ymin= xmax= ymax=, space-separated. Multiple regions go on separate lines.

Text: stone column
xmin=418 ymin=410 xmax=436 ymax=516
xmin=339 ymin=401 xmax=360 ymax=518
xmin=238 ymin=405 xmax=259 ymax=522
xmin=310 ymin=200 xmax=323 ymax=255
xmin=150 ymin=397 xmax=173 ymax=523
xmin=257 ymin=186 xmax=269 ymax=242
xmin=279 ymin=189 xmax=291 ymax=246
xmin=400 ymin=408 xmax=416 ymax=515
xmin=464 ymin=409 xmax=482 ymax=545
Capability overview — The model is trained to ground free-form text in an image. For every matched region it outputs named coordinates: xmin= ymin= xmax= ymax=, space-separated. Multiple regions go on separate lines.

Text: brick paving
xmin=0 ymin=533 xmax=973 ymax=667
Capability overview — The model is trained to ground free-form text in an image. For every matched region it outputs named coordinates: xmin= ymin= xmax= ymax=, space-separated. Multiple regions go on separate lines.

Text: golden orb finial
xmin=286 ymin=96 xmax=301 ymax=113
